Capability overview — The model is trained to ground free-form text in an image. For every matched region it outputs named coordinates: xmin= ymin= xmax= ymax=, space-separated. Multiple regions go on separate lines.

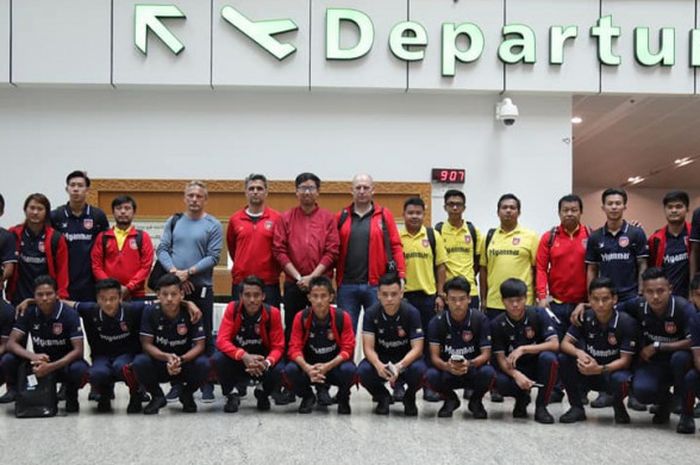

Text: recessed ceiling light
xmin=674 ymin=157 xmax=694 ymax=167
xmin=627 ymin=176 xmax=645 ymax=185
xmin=571 ymin=116 xmax=583 ymax=124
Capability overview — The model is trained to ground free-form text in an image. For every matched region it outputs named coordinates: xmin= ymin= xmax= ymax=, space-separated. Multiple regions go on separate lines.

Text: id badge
xmin=200 ymin=287 xmax=207 ymax=299
xmin=27 ymin=374 xmax=38 ymax=387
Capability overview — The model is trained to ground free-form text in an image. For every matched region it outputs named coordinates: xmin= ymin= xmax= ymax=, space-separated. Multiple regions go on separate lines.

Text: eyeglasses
xmin=297 ymin=185 xmax=318 ymax=193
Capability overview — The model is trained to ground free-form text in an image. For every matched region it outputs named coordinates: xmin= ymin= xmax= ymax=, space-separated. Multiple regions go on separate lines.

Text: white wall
xmin=576 ymin=186 xmax=700 ymax=234
xmin=0 ymin=88 xmax=572 ymax=235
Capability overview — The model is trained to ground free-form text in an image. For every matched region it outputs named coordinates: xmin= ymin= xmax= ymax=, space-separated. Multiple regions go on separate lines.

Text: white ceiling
xmin=573 ymin=94 xmax=700 ymax=189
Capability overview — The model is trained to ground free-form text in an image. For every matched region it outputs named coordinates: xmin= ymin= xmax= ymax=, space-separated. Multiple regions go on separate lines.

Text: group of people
xmin=0 ymin=171 xmax=699 ymax=436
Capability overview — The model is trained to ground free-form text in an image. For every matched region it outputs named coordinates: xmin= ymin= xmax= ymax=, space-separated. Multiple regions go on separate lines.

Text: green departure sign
xmin=134 ymin=5 xmax=186 ymax=55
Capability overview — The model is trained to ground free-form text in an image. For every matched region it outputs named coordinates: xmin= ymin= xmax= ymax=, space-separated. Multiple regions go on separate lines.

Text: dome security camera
xmin=496 ymin=98 xmax=519 ymax=126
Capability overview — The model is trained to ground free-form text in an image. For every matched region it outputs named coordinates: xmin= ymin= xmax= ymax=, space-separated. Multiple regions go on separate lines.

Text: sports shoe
xmin=652 ymin=400 xmax=671 ymax=425
xmin=96 ymin=397 xmax=112 ymax=413
xmin=224 ymin=394 xmax=240 ymax=413
xmin=392 ymin=384 xmax=406 ymax=403
xmin=200 ymin=383 xmax=215 ymax=404
xmin=468 ymin=398 xmax=488 ymax=419
xmin=676 ymin=415 xmax=696 ymax=434
xmin=127 ymin=394 xmax=142 ymax=414
xmin=165 ymin=384 xmax=182 ymax=403
xmin=403 ymin=393 xmax=418 ymax=417
xmin=559 ymin=406 xmax=586 ymax=423
xmin=438 ymin=392 xmax=460 ymax=418
xmin=0 ymin=389 xmax=16 ymax=404
xmin=255 ymin=389 xmax=271 ymax=411
xmin=613 ymin=402 xmax=631 ymax=424
xmin=272 ymin=387 xmax=295 ymax=406
xmin=65 ymin=396 xmax=80 ymax=413
xmin=627 ymin=395 xmax=647 ymax=412
xmin=512 ymin=396 xmax=529 ymax=418
xmin=143 ymin=396 xmax=167 ymax=415
xmin=298 ymin=394 xmax=316 ymax=414
xmin=337 ymin=395 xmax=351 ymax=415
xmin=590 ymin=392 xmax=613 ymax=408
xmin=316 ymin=385 xmax=333 ymax=406
xmin=490 ymin=390 xmax=504 ymax=403
xmin=180 ymin=389 xmax=197 ymax=413
xmin=535 ymin=405 xmax=554 ymax=424
xmin=374 ymin=395 xmax=391 ymax=415
xmin=423 ymin=387 xmax=441 ymax=403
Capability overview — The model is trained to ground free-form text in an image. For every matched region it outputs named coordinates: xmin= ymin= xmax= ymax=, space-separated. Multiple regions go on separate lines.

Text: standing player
xmin=0 ymin=193 xmax=17 ymax=298
xmin=50 ymin=171 xmax=109 ymax=301
xmin=0 ymin=295 xmax=15 ymax=402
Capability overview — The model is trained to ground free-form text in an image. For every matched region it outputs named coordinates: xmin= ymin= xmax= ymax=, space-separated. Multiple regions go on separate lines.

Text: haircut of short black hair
xmin=245 ymin=174 xmax=268 ymax=189
xmin=443 ymin=189 xmax=466 ymax=205
xmin=309 ymin=276 xmax=334 ymax=294
xmin=295 ymin=172 xmax=321 ymax=189
xmin=497 ymin=193 xmax=521 ymax=211
xmin=642 ymin=267 xmax=669 ymax=282
xmin=156 ymin=273 xmax=182 ymax=291
xmin=662 ymin=190 xmax=689 ymax=209
xmin=0 ymin=193 xmax=4 ymax=214
xmin=241 ymin=275 xmax=265 ymax=292
xmin=34 ymin=275 xmax=58 ymax=291
xmin=66 ymin=170 xmax=91 ymax=187
xmin=500 ymin=278 xmax=528 ymax=299
xmin=443 ymin=276 xmax=471 ymax=295
xmin=95 ymin=278 xmax=122 ymax=294
xmin=111 ymin=195 xmax=137 ymax=212
xmin=602 ymin=188 xmax=627 ymax=205
xmin=588 ymin=277 xmax=617 ymax=295
xmin=403 ymin=196 xmax=425 ymax=211
xmin=690 ymin=273 xmax=700 ymax=292
xmin=558 ymin=194 xmax=583 ymax=212
xmin=378 ymin=272 xmax=402 ymax=288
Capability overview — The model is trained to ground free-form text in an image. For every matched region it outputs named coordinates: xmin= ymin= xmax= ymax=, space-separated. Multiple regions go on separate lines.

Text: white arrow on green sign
xmin=221 ymin=6 xmax=298 ymax=61
xmin=134 ymin=4 xmax=187 ymax=55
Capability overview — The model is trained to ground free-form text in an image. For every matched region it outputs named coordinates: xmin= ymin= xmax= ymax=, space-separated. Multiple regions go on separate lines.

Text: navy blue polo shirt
xmin=304 ymin=315 xmax=338 ymax=364
xmin=0 ymin=299 xmax=15 ymax=339
xmin=428 ymin=309 xmax=491 ymax=362
xmin=585 ymin=221 xmax=649 ymax=301
xmin=0 ymin=227 xmax=17 ymax=268
xmin=15 ymin=227 xmax=50 ymax=304
xmin=363 ymin=301 xmax=423 ymax=363
xmin=50 ymin=204 xmax=109 ymax=301
xmin=566 ymin=309 xmax=638 ymax=365
xmin=690 ymin=311 xmax=700 ymax=349
xmin=74 ymin=301 xmax=145 ymax=358
xmin=13 ymin=302 xmax=83 ymax=361
xmin=491 ymin=306 xmax=558 ymax=361
xmin=661 ymin=229 xmax=690 ymax=298
xmin=619 ymin=296 xmax=693 ymax=363
xmin=140 ymin=304 xmax=205 ymax=356
xmin=690 ymin=207 xmax=700 ymax=244
xmin=234 ymin=310 xmax=267 ymax=357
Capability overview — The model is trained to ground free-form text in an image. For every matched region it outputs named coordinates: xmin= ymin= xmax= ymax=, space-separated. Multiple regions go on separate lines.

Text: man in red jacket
xmin=336 ymin=174 xmax=405 ymax=334
xmin=285 ymin=277 xmax=355 ymax=415
xmin=226 ymin=174 xmax=281 ymax=307
xmin=91 ymin=195 xmax=154 ymax=300
xmin=213 ymin=275 xmax=285 ymax=413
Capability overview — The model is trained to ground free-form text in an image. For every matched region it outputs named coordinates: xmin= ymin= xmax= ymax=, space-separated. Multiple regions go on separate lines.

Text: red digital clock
xmin=431 ymin=168 xmax=466 ymax=184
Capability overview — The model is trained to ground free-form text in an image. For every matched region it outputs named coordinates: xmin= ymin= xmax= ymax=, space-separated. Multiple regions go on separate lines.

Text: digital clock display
xmin=431 ymin=168 xmax=466 ymax=184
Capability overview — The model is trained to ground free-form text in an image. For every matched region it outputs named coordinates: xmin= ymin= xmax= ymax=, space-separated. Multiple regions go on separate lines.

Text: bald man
xmin=336 ymin=174 xmax=406 ymax=334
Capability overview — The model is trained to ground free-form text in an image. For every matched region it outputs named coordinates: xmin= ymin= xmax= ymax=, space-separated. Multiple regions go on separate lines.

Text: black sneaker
xmin=677 ymin=415 xmax=696 ymax=434
xmin=490 ymin=390 xmax=504 ymax=403
xmin=580 ymin=393 xmax=589 ymax=405
xmin=535 ymin=405 xmax=554 ymax=424
xmin=143 ymin=396 xmax=167 ymax=415
xmin=438 ymin=393 xmax=461 ymax=418
xmin=139 ymin=389 xmax=151 ymax=403
xmin=96 ymin=397 xmax=112 ymax=413
xmin=468 ymin=398 xmax=488 ymax=419
xmin=652 ymin=400 xmax=671 ymax=425
xmin=392 ymin=384 xmax=406 ymax=403
xmin=255 ymin=389 xmax=271 ymax=411
xmin=57 ymin=384 xmax=66 ymax=402
xmin=512 ymin=396 xmax=529 ymax=418
xmin=627 ymin=395 xmax=647 ymax=412
xmin=298 ymin=394 xmax=316 ymax=414
xmin=423 ymin=387 xmax=441 ymax=403
xmin=590 ymin=392 xmax=613 ymax=408
xmin=549 ymin=388 xmax=564 ymax=403
xmin=0 ymin=389 xmax=16 ymax=404
xmin=560 ymin=406 xmax=586 ymax=423
xmin=180 ymin=389 xmax=197 ymax=413
xmin=127 ymin=394 xmax=142 ymax=414
xmin=613 ymin=402 xmax=631 ymax=424
xmin=337 ymin=396 xmax=351 ymax=415
xmin=224 ymin=394 xmax=240 ymax=413
xmin=65 ymin=396 xmax=80 ymax=413
xmin=374 ymin=395 xmax=391 ymax=415
xmin=316 ymin=385 xmax=333 ymax=407
xmin=88 ymin=387 xmax=101 ymax=402
xmin=236 ymin=382 xmax=248 ymax=398
xmin=165 ymin=384 xmax=182 ymax=403
xmin=694 ymin=403 xmax=700 ymax=419
xmin=272 ymin=387 xmax=295 ymax=406
xmin=403 ymin=393 xmax=418 ymax=417
xmin=200 ymin=384 xmax=215 ymax=404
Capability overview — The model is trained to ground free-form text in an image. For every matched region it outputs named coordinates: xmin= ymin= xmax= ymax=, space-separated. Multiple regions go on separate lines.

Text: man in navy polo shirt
xmin=2 ymin=275 xmax=89 ymax=413
xmin=617 ymin=268 xmax=694 ymax=424
xmin=0 ymin=193 xmax=17 ymax=298
xmin=648 ymin=191 xmax=691 ymax=298
xmin=0 ymin=298 xmax=14 ymax=402
xmin=678 ymin=305 xmax=700 ymax=433
xmin=559 ymin=277 xmax=638 ymax=424
xmin=50 ymin=171 xmax=109 ymax=302
xmin=586 ymin=188 xmax=648 ymax=303
xmin=358 ymin=272 xmax=426 ymax=416
xmin=426 ymin=277 xmax=495 ymax=419
xmin=492 ymin=278 xmax=559 ymax=424
xmin=131 ymin=274 xmax=208 ymax=415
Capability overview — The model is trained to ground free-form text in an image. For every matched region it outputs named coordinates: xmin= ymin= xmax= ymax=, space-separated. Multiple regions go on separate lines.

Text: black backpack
xmin=301 ymin=306 xmax=345 ymax=339
xmin=14 ymin=361 xmax=58 ymax=418
xmin=147 ymin=213 xmax=183 ymax=290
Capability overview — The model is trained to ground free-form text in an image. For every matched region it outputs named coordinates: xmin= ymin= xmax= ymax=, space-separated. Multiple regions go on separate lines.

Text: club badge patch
xmin=464 ymin=235 xmax=472 ymax=244
xmin=52 ymin=323 xmax=63 ymax=335
xmin=618 ymin=236 xmax=629 ymax=248
xmin=38 ymin=242 xmax=45 ymax=253
xmin=422 ymin=239 xmax=430 ymax=248
xmin=177 ymin=324 xmax=188 ymax=336
xmin=264 ymin=220 xmax=273 ymax=231
xmin=327 ymin=329 xmax=335 ymax=341
xmin=524 ymin=326 xmax=535 ymax=339
xmin=120 ymin=321 xmax=129 ymax=332
xmin=665 ymin=321 xmax=677 ymax=334
xmin=462 ymin=330 xmax=473 ymax=342
xmin=129 ymin=239 xmax=138 ymax=250
xmin=608 ymin=333 xmax=618 ymax=346
xmin=512 ymin=237 xmax=521 ymax=246
xmin=83 ymin=219 xmax=94 ymax=230
xmin=397 ymin=326 xmax=406 ymax=338
xmin=254 ymin=324 xmax=261 ymax=335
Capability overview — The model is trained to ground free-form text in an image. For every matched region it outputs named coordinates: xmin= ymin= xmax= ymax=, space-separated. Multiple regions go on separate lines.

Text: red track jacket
xmin=91 ymin=227 xmax=154 ymax=298
xmin=287 ymin=305 xmax=355 ymax=362
xmin=216 ymin=301 xmax=285 ymax=365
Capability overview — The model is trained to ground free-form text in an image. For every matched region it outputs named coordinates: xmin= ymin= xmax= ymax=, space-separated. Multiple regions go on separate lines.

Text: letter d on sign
xmin=326 ymin=9 xmax=374 ymax=60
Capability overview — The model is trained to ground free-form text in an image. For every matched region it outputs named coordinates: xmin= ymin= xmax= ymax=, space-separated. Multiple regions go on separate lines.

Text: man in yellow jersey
xmin=479 ymin=193 xmax=539 ymax=321
xmin=435 ymin=189 xmax=482 ymax=312
xmin=400 ymin=197 xmax=447 ymax=402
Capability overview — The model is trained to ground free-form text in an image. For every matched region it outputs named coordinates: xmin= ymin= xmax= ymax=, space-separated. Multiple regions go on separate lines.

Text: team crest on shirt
xmin=52 ymin=323 xmax=63 ymax=335
xmin=618 ymin=236 xmax=629 ymax=248
xmin=665 ymin=322 xmax=677 ymax=334
xmin=462 ymin=330 xmax=473 ymax=342
xmin=254 ymin=324 xmax=261 ymax=335
xmin=524 ymin=326 xmax=535 ymax=339
xmin=464 ymin=235 xmax=472 ymax=244
xmin=129 ymin=239 xmax=138 ymax=250
xmin=264 ymin=220 xmax=273 ymax=231
xmin=397 ymin=326 xmax=406 ymax=338
xmin=512 ymin=237 xmax=521 ymax=246
xmin=38 ymin=242 xmax=45 ymax=253
xmin=83 ymin=219 xmax=94 ymax=230
xmin=327 ymin=329 xmax=335 ymax=341
xmin=608 ymin=333 xmax=618 ymax=346
xmin=120 ymin=321 xmax=129 ymax=332
xmin=177 ymin=324 xmax=188 ymax=336
xmin=422 ymin=239 xmax=430 ymax=248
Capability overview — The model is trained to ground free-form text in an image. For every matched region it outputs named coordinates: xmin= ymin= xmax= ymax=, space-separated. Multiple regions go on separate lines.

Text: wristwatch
xmin=653 ymin=341 xmax=661 ymax=352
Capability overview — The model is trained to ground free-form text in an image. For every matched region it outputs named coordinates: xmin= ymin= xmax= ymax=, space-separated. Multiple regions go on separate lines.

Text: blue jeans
xmin=337 ymin=283 xmax=378 ymax=334
xmin=632 ymin=351 xmax=692 ymax=404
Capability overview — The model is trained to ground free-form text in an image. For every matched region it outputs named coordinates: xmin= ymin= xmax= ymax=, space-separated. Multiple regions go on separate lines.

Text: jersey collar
xmin=99 ymin=305 xmax=125 ymax=322
xmin=643 ymin=297 xmax=675 ymax=319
